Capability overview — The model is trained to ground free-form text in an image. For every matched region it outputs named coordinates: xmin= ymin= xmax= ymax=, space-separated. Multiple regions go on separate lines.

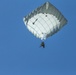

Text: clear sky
xmin=0 ymin=0 xmax=76 ymax=75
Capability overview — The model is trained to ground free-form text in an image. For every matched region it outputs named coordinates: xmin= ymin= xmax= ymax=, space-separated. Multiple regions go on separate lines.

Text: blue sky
xmin=0 ymin=0 xmax=76 ymax=75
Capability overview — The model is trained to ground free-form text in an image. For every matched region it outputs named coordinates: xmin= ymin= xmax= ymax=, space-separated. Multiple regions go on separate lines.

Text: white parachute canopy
xmin=23 ymin=2 xmax=67 ymax=40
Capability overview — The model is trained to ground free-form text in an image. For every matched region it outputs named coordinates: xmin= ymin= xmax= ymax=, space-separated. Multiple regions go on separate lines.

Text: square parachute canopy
xmin=23 ymin=2 xmax=67 ymax=40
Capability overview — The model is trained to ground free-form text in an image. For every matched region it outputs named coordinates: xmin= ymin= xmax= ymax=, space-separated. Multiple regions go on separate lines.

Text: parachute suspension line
xmin=38 ymin=14 xmax=50 ymax=33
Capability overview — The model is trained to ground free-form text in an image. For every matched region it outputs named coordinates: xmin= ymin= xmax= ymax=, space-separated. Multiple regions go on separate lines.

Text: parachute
xmin=23 ymin=2 xmax=67 ymax=40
